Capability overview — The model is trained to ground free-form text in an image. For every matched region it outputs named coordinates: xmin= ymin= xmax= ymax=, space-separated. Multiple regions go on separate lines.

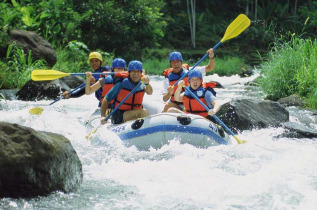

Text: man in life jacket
xmin=85 ymin=58 xmax=127 ymax=114
xmin=100 ymin=60 xmax=153 ymax=124
xmin=167 ymin=69 xmax=221 ymax=121
xmin=62 ymin=52 xmax=110 ymax=106
xmin=161 ymin=48 xmax=215 ymax=112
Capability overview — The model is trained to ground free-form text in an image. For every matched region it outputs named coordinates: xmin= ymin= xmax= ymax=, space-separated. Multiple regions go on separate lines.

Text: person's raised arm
xmin=205 ymin=48 xmax=215 ymax=73
xmin=174 ymin=80 xmax=184 ymax=102
xmin=85 ymin=72 xmax=102 ymax=95
xmin=142 ymin=75 xmax=153 ymax=95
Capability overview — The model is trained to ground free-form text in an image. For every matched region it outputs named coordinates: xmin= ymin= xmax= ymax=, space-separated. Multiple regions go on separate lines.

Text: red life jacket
xmin=202 ymin=81 xmax=217 ymax=96
xmin=100 ymin=75 xmax=114 ymax=104
xmin=115 ymin=71 xmax=129 ymax=80
xmin=162 ymin=64 xmax=190 ymax=103
xmin=183 ymin=86 xmax=209 ymax=117
xmin=114 ymin=78 xmax=145 ymax=111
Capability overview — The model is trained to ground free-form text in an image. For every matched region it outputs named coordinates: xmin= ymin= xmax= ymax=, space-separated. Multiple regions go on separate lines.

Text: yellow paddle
xmin=31 ymin=69 xmax=115 ymax=81
xmin=173 ymin=14 xmax=251 ymax=87
xmin=29 ymin=107 xmax=44 ymax=115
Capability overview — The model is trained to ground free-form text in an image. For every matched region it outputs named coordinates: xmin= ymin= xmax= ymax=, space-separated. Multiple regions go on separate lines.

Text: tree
xmin=187 ymin=0 xmax=196 ymax=48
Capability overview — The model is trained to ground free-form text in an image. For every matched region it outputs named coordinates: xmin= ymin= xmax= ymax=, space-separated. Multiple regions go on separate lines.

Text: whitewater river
xmin=1 ymin=72 xmax=317 ymax=209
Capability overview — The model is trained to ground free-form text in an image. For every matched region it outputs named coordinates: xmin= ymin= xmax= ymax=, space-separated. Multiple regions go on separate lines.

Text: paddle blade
xmin=31 ymin=70 xmax=71 ymax=81
xmin=29 ymin=107 xmax=44 ymax=115
xmin=221 ymin=14 xmax=251 ymax=43
xmin=233 ymin=135 xmax=247 ymax=144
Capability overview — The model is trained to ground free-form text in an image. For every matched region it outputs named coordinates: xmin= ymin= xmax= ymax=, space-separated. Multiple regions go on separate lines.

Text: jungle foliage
xmin=1 ymin=0 xmax=317 ymax=107
xmin=1 ymin=0 xmax=316 ymax=59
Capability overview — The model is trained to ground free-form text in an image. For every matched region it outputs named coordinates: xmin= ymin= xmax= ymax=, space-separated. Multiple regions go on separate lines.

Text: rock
xmin=239 ymin=68 xmax=253 ymax=77
xmin=0 ymin=89 xmax=18 ymax=100
xmin=281 ymin=122 xmax=317 ymax=138
xmin=10 ymin=29 xmax=57 ymax=67
xmin=278 ymin=94 xmax=305 ymax=107
xmin=16 ymin=80 xmax=60 ymax=101
xmin=59 ymin=76 xmax=85 ymax=90
xmin=218 ymin=99 xmax=289 ymax=131
xmin=0 ymin=122 xmax=83 ymax=198
xmin=16 ymin=76 xmax=85 ymax=101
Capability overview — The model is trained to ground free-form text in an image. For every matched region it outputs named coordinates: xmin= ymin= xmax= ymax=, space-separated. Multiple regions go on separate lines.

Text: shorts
xmin=111 ymin=109 xmax=126 ymax=124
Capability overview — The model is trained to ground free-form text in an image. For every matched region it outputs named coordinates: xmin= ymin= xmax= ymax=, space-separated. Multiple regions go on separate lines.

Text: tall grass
xmin=260 ymin=36 xmax=317 ymax=108
xmin=0 ymin=44 xmax=47 ymax=89
xmin=142 ymin=56 xmax=245 ymax=76
xmin=211 ymin=56 xmax=246 ymax=76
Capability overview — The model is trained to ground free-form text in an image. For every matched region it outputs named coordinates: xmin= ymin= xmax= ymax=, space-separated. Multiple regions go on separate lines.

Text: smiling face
xmin=89 ymin=58 xmax=102 ymax=71
xmin=170 ymin=59 xmax=182 ymax=74
xmin=189 ymin=77 xmax=202 ymax=90
xmin=129 ymin=70 xmax=142 ymax=83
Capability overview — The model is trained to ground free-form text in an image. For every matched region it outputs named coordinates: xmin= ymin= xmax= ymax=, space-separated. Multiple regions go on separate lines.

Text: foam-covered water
xmin=1 ymin=73 xmax=317 ymax=209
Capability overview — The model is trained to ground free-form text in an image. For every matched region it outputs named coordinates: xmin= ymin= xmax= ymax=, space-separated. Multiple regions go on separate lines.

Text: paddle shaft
xmin=173 ymin=42 xmax=222 ymax=87
xmin=49 ymin=83 xmax=86 ymax=106
xmin=70 ymin=72 xmax=115 ymax=76
xmin=184 ymin=86 xmax=240 ymax=140
xmin=173 ymin=14 xmax=251 ymax=87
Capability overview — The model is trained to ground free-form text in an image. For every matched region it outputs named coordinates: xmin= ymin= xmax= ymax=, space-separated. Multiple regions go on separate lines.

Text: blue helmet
xmin=188 ymin=69 xmax=203 ymax=81
xmin=128 ymin=60 xmax=143 ymax=72
xmin=111 ymin=58 xmax=126 ymax=69
xmin=169 ymin=52 xmax=183 ymax=62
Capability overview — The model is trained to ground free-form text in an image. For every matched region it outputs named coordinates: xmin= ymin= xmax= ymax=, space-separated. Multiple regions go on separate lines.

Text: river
xmin=1 ymin=72 xmax=317 ymax=209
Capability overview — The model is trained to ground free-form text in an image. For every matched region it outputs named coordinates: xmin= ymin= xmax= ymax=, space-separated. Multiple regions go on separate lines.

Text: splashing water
xmin=1 ymin=73 xmax=317 ymax=209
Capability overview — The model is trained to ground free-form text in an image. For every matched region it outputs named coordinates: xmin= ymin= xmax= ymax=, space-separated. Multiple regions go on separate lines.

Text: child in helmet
xmin=85 ymin=58 xmax=127 ymax=114
xmin=62 ymin=52 xmax=110 ymax=106
xmin=100 ymin=60 xmax=153 ymax=124
xmin=168 ymin=69 xmax=221 ymax=120
xmin=161 ymin=48 xmax=215 ymax=112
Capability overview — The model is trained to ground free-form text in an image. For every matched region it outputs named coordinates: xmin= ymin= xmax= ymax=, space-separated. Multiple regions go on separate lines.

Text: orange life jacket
xmin=183 ymin=86 xmax=209 ymax=117
xmin=183 ymin=82 xmax=217 ymax=118
xmin=202 ymin=81 xmax=217 ymax=96
xmin=114 ymin=78 xmax=145 ymax=111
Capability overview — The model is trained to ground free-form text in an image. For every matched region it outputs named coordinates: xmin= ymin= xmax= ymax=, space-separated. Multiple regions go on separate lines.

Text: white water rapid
xmin=1 ymin=72 xmax=317 ymax=209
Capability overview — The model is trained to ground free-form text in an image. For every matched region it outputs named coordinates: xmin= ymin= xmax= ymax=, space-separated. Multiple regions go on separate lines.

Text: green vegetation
xmin=1 ymin=0 xmax=317 ymax=109
xmin=0 ymin=44 xmax=47 ymax=89
xmin=142 ymin=53 xmax=246 ymax=76
xmin=260 ymin=36 xmax=317 ymax=108
xmin=211 ymin=56 xmax=246 ymax=76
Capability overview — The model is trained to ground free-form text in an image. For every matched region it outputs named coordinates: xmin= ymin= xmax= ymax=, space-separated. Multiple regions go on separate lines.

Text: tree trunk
xmin=255 ymin=0 xmax=258 ymax=21
xmin=186 ymin=0 xmax=196 ymax=48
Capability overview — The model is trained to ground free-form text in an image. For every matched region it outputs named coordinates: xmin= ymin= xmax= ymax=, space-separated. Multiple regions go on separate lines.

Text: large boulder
xmin=9 ymin=29 xmax=57 ymax=67
xmin=0 ymin=122 xmax=83 ymax=198
xmin=218 ymin=99 xmax=289 ymax=131
xmin=16 ymin=80 xmax=61 ymax=101
xmin=16 ymin=76 xmax=85 ymax=101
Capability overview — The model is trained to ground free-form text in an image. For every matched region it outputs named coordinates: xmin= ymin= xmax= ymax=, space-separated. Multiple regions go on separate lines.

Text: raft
xmin=107 ymin=112 xmax=231 ymax=150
